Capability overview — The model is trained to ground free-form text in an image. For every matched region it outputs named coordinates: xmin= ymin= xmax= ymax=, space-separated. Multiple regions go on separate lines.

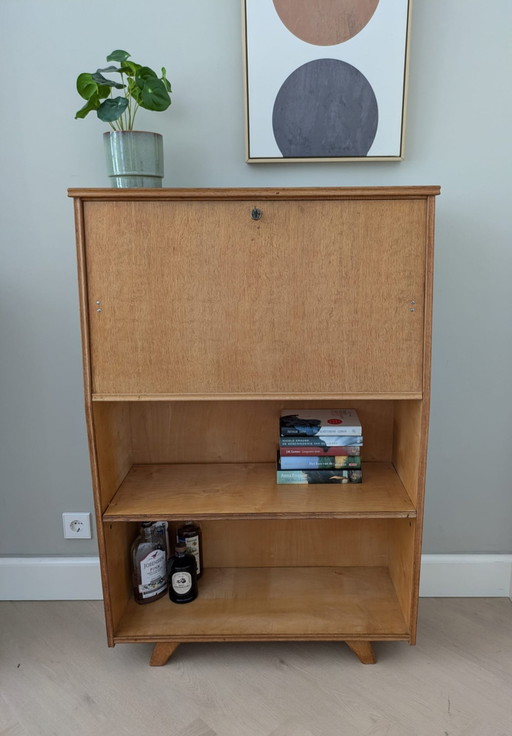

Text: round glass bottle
xmin=168 ymin=543 xmax=198 ymax=604
xmin=176 ymin=520 xmax=203 ymax=578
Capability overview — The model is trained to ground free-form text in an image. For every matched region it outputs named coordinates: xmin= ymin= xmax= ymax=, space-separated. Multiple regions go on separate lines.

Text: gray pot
xmin=104 ymin=131 xmax=164 ymax=188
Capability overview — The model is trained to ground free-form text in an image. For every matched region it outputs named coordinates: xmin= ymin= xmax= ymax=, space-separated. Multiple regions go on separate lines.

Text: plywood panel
xmin=92 ymin=402 xmax=133 ymax=512
xmin=393 ymin=400 xmax=423 ymax=506
xmin=129 ymin=399 xmax=393 ymax=463
xmin=388 ymin=518 xmax=417 ymax=633
xmin=103 ymin=462 xmax=416 ymax=521
xmin=102 ymin=522 xmax=138 ymax=640
xmin=83 ymin=196 xmax=427 ymax=396
xmin=114 ymin=566 xmax=409 ymax=642
xmin=199 ymin=519 xmax=390 ymax=567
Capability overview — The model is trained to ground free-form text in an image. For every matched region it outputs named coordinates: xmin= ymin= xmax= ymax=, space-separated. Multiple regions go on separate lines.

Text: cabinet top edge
xmin=68 ymin=186 xmax=441 ymax=201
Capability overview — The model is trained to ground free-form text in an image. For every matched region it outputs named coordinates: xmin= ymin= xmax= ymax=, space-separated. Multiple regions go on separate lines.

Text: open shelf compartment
xmin=92 ymin=398 xmax=426 ymax=647
xmin=103 ymin=516 xmax=418 ymax=646
xmin=113 ymin=566 xmax=410 ymax=643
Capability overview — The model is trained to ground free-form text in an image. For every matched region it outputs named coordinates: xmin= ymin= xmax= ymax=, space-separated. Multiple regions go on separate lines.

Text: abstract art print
xmin=242 ymin=0 xmax=411 ymax=162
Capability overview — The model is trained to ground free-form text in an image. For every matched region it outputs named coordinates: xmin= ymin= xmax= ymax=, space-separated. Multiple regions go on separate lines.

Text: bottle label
xmin=179 ymin=533 xmax=201 ymax=574
xmin=139 ymin=549 xmax=167 ymax=598
xmin=172 ymin=571 xmax=193 ymax=595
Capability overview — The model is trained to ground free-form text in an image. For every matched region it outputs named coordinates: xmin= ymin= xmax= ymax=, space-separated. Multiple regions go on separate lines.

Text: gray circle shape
xmin=272 ymin=59 xmax=378 ymax=158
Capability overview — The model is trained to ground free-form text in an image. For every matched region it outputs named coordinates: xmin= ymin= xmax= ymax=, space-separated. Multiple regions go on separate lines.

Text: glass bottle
xmin=176 ymin=521 xmax=203 ymax=578
xmin=131 ymin=521 xmax=168 ymax=604
xmin=168 ymin=543 xmax=198 ymax=604
xmin=152 ymin=520 xmax=170 ymax=560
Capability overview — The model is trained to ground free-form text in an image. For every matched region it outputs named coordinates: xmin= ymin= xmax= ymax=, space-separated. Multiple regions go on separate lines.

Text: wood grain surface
xmin=81 ymin=196 xmax=428 ymax=397
xmin=103 ymin=461 xmax=416 ymax=521
xmin=114 ymin=566 xmax=409 ymax=641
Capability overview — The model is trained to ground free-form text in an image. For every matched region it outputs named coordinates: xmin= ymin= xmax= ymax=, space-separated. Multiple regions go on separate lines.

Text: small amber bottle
xmin=168 ymin=543 xmax=198 ymax=604
xmin=176 ymin=521 xmax=203 ymax=578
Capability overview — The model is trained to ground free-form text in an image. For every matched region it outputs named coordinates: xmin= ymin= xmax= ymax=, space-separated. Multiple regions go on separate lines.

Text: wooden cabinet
xmin=70 ymin=186 xmax=439 ymax=665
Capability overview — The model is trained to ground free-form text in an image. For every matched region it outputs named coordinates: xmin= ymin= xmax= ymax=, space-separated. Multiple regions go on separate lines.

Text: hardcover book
xmin=280 ymin=409 xmax=362 ymax=437
xmin=278 ymin=455 xmax=361 ymax=470
xmin=280 ymin=435 xmax=363 ymax=447
xmin=276 ymin=469 xmax=363 ymax=484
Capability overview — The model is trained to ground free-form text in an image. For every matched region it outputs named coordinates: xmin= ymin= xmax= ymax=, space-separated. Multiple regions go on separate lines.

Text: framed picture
xmin=242 ymin=0 xmax=411 ymax=163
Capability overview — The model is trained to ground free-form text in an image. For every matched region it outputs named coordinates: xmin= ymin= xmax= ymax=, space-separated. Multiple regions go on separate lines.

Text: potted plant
xmin=75 ymin=49 xmax=171 ymax=187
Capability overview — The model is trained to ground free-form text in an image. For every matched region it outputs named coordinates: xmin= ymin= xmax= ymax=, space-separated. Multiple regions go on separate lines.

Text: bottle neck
xmin=141 ymin=524 xmax=153 ymax=541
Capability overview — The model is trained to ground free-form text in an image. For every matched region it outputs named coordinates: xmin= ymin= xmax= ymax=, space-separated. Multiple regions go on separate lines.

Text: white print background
xmin=245 ymin=0 xmax=409 ymax=158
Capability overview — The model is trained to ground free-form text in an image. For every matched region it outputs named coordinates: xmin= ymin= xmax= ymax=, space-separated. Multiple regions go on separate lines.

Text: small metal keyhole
xmin=251 ymin=207 xmax=263 ymax=221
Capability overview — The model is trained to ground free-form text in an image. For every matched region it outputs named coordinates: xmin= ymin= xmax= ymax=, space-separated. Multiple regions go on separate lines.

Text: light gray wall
xmin=1 ymin=0 xmax=511 ymax=556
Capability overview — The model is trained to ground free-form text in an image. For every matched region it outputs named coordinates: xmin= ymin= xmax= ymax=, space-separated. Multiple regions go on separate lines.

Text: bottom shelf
xmin=113 ymin=566 xmax=410 ymax=643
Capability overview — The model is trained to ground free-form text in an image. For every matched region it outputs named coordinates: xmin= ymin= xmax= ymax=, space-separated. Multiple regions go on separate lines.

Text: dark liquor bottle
xmin=131 ymin=521 xmax=167 ymax=604
xmin=168 ymin=543 xmax=198 ymax=604
xmin=176 ymin=520 xmax=203 ymax=578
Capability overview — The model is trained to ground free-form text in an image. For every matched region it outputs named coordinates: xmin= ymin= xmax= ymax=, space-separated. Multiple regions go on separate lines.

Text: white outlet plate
xmin=62 ymin=512 xmax=92 ymax=539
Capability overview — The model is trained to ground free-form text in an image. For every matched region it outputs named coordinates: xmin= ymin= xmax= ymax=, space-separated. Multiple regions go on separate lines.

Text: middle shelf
xmin=103 ymin=461 xmax=416 ymax=521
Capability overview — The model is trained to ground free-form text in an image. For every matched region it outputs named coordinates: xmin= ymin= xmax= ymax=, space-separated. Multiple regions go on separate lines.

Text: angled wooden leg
xmin=150 ymin=642 xmax=180 ymax=666
xmin=346 ymin=641 xmax=376 ymax=664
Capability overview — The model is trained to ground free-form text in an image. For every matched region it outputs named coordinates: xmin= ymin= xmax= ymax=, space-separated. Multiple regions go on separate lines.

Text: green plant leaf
xmin=107 ymin=49 xmax=130 ymax=62
xmin=75 ymin=51 xmax=170 ymax=124
xmin=139 ymin=78 xmax=171 ymax=111
xmin=135 ymin=66 xmax=158 ymax=90
xmin=127 ymin=77 xmax=143 ymax=104
xmin=97 ymin=84 xmax=111 ymax=100
xmin=161 ymin=67 xmax=172 ymax=93
xmin=97 ymin=96 xmax=129 ymax=122
xmin=92 ymin=71 xmax=124 ymax=89
xmin=76 ymin=73 xmax=98 ymax=100
xmin=75 ymin=95 xmax=101 ymax=119
xmin=119 ymin=61 xmax=142 ymax=77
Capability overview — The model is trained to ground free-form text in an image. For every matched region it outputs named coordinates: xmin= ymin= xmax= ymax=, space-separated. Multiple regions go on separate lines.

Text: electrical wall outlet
xmin=62 ymin=512 xmax=92 ymax=539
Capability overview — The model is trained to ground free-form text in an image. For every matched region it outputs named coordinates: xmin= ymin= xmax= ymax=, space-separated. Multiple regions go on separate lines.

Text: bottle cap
xmin=175 ymin=542 xmax=187 ymax=553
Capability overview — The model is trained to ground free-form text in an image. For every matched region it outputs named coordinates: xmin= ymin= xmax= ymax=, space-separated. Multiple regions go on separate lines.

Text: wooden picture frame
xmin=242 ymin=0 xmax=412 ymax=163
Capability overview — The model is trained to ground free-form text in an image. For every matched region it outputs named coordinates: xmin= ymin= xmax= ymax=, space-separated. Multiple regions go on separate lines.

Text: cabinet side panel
xmin=130 ymin=400 xmax=394 ymax=463
xmin=103 ymin=522 xmax=138 ymax=636
xmin=200 ymin=519 xmax=390 ymax=567
xmin=392 ymin=399 xmax=424 ymax=506
xmin=391 ymin=195 xmax=435 ymax=642
xmin=89 ymin=403 xmax=133 ymax=645
xmin=92 ymin=403 xmax=133 ymax=512
xmin=387 ymin=518 xmax=416 ymax=638
xmin=409 ymin=195 xmax=436 ymax=642
xmin=75 ymin=199 xmax=118 ymax=644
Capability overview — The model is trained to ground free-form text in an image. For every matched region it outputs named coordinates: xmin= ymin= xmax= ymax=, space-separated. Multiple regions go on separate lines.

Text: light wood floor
xmin=1 ymin=598 xmax=511 ymax=736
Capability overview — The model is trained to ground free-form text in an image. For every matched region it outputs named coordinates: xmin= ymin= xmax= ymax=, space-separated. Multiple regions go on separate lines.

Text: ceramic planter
xmin=103 ymin=131 xmax=164 ymax=188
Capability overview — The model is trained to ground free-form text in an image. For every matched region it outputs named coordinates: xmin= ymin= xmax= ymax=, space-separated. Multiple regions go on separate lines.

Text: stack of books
xmin=277 ymin=409 xmax=363 ymax=484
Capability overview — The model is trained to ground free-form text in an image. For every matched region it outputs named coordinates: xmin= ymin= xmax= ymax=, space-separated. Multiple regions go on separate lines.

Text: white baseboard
xmin=419 ymin=554 xmax=512 ymax=598
xmin=1 ymin=555 xmax=511 ymax=600
xmin=0 ymin=557 xmax=103 ymax=600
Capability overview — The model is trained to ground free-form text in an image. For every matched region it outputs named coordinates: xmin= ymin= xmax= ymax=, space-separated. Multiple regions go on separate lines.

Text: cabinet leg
xmin=346 ymin=641 xmax=376 ymax=664
xmin=150 ymin=642 xmax=180 ymax=666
